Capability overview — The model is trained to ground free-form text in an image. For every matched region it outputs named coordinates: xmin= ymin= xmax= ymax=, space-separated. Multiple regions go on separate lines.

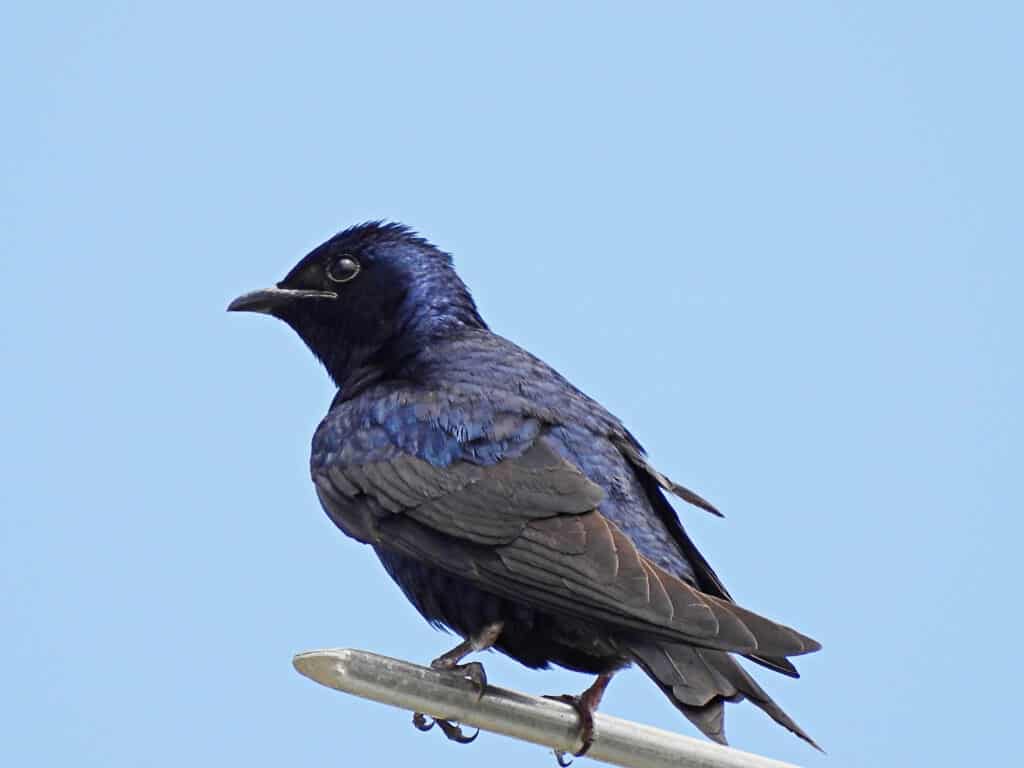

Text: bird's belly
xmin=375 ymin=547 xmax=628 ymax=675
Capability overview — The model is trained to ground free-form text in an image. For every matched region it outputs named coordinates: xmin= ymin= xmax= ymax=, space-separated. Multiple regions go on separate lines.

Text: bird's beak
xmin=226 ymin=287 xmax=338 ymax=314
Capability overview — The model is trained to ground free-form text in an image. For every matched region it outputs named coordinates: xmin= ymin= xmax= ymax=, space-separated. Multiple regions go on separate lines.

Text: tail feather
xmin=630 ymin=642 xmax=822 ymax=751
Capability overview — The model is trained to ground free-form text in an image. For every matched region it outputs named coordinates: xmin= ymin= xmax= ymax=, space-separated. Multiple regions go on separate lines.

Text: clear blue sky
xmin=2 ymin=3 xmax=1020 ymax=766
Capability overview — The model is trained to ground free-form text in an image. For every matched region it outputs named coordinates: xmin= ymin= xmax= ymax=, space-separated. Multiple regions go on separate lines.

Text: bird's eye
xmin=326 ymin=255 xmax=361 ymax=283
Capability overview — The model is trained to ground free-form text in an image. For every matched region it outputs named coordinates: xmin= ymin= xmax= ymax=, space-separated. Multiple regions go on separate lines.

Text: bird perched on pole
xmin=228 ymin=222 xmax=821 ymax=760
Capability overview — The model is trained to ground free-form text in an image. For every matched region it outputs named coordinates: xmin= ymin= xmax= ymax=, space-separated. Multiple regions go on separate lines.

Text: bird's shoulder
xmin=311 ymin=375 xmax=543 ymax=474
xmin=311 ymin=330 xmax=625 ymax=471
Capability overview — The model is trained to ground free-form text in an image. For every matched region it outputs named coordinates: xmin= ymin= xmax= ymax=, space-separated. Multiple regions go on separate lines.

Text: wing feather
xmin=316 ymin=431 xmax=818 ymax=658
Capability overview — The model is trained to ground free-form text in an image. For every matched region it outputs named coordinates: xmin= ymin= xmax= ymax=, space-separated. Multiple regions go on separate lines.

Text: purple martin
xmin=228 ymin=222 xmax=820 ymax=757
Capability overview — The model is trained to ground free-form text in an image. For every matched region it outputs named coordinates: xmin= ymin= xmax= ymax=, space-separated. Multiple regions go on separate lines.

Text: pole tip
xmin=293 ymin=648 xmax=356 ymax=687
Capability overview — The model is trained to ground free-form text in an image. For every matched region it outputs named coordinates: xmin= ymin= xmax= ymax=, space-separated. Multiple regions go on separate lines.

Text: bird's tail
xmin=629 ymin=642 xmax=822 ymax=751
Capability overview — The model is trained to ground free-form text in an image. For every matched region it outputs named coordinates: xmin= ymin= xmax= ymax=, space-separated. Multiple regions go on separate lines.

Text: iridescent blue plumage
xmin=311 ymin=340 xmax=700 ymax=584
xmin=230 ymin=222 xmax=820 ymax=750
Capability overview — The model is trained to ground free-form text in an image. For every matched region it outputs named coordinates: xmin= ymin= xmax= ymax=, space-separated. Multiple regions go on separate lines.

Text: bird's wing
xmin=615 ymin=436 xmax=723 ymax=517
xmin=314 ymin=429 xmax=818 ymax=659
xmin=614 ymin=436 xmax=803 ymax=676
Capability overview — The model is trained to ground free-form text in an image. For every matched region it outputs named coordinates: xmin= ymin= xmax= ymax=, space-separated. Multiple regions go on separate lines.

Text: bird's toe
xmin=431 ymin=659 xmax=489 ymax=700
xmin=435 ymin=718 xmax=480 ymax=744
xmin=411 ymin=712 xmax=479 ymax=745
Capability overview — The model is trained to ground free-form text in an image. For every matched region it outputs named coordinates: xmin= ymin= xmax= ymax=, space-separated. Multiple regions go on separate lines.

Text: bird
xmin=228 ymin=221 xmax=821 ymax=759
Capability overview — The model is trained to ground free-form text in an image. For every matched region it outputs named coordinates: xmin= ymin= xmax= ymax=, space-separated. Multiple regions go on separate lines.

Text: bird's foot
xmin=425 ymin=622 xmax=502 ymax=700
xmin=543 ymin=694 xmax=594 ymax=766
xmin=411 ymin=712 xmax=479 ymax=744
xmin=543 ymin=673 xmax=614 ymax=765
xmin=431 ymin=658 xmax=488 ymax=699
xmin=410 ymin=623 xmax=503 ymax=746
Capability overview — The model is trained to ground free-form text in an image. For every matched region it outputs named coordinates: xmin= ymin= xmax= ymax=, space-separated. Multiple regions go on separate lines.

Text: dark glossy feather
xmin=233 ymin=222 xmax=820 ymax=747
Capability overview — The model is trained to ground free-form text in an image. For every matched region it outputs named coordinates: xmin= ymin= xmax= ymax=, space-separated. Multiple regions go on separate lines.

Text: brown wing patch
xmin=316 ymin=435 xmax=819 ymax=658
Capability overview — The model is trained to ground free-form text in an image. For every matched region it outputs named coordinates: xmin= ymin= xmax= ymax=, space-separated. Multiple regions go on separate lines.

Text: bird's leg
xmin=428 ymin=621 xmax=503 ymax=695
xmin=544 ymin=672 xmax=615 ymax=766
xmin=412 ymin=621 xmax=504 ymax=745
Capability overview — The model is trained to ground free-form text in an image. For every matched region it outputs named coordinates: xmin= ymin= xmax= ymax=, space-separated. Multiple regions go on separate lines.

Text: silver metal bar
xmin=293 ymin=648 xmax=800 ymax=768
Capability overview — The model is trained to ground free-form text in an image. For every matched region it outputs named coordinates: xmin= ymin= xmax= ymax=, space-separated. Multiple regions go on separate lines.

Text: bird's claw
xmin=436 ymin=718 xmax=480 ymax=744
xmin=412 ymin=712 xmax=435 ymax=732
xmin=411 ymin=712 xmax=479 ymax=744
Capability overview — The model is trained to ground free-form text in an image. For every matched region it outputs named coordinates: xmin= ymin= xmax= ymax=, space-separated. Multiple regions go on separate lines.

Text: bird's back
xmin=314 ymin=329 xmax=704 ymax=586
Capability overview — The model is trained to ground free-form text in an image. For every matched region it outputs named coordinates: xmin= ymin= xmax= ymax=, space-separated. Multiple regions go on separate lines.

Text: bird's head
xmin=228 ymin=222 xmax=485 ymax=389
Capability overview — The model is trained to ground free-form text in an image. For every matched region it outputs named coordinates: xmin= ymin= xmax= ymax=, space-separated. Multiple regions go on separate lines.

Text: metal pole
xmin=293 ymin=648 xmax=800 ymax=768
